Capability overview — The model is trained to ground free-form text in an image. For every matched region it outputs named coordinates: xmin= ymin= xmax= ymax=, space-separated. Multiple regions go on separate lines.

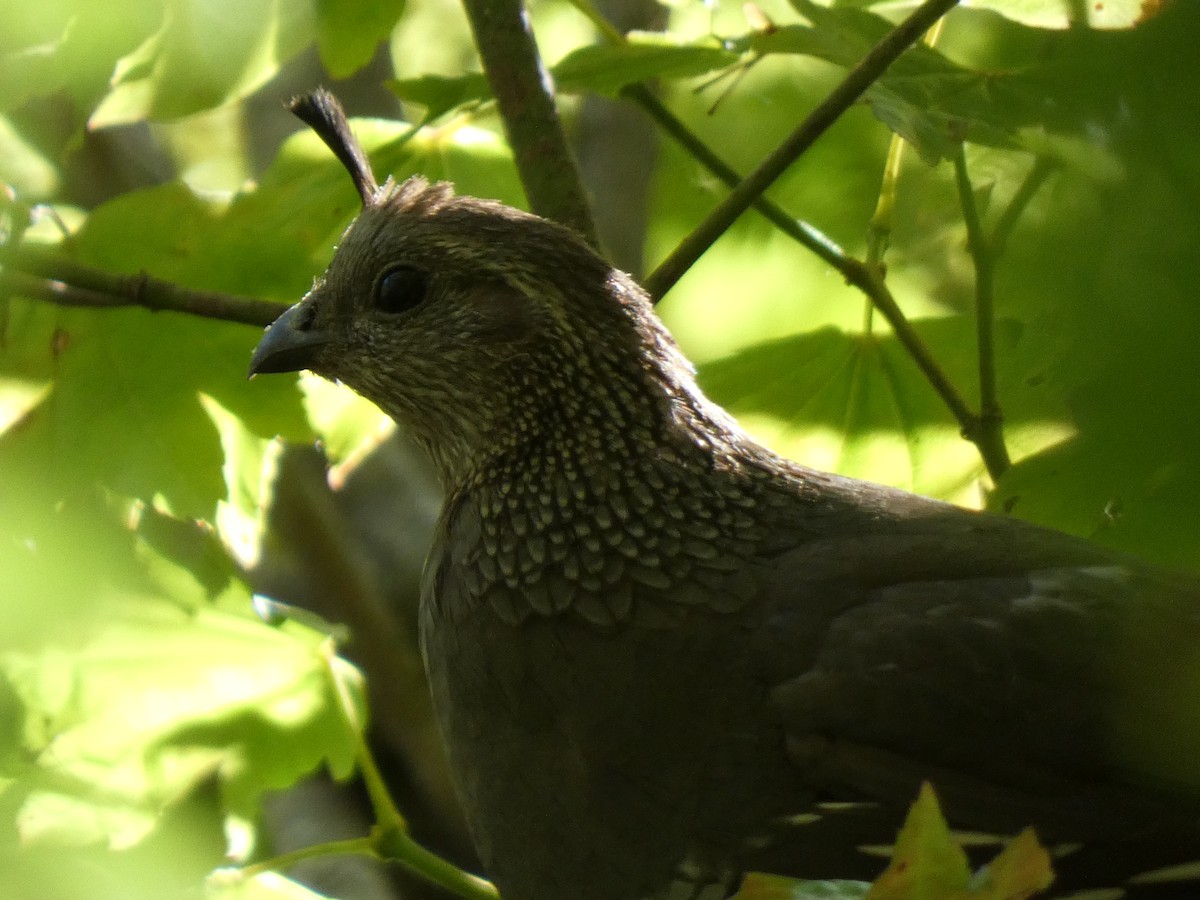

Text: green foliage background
xmin=0 ymin=0 xmax=1197 ymax=897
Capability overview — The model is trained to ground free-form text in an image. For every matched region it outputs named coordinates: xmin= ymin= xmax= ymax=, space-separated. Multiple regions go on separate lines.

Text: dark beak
xmin=248 ymin=302 xmax=332 ymax=376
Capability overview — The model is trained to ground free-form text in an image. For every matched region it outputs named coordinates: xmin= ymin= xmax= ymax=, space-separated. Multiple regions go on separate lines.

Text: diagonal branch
xmin=626 ymin=86 xmax=977 ymax=436
xmin=644 ymin=0 xmax=962 ymax=300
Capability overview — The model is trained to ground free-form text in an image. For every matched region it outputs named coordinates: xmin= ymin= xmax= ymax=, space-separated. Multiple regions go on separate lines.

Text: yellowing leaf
xmin=865 ymin=783 xmax=970 ymax=900
xmin=969 ymin=828 xmax=1054 ymax=900
xmin=864 ymin=785 xmax=1055 ymax=900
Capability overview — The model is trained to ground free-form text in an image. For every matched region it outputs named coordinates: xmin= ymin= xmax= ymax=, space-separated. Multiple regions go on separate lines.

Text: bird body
xmin=251 ymin=91 xmax=1200 ymax=899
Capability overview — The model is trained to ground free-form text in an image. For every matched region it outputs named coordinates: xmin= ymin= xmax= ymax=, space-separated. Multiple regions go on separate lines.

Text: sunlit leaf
xmin=0 ymin=0 xmax=162 ymax=114
xmin=0 ymin=115 xmax=59 ymax=198
xmin=202 ymin=394 xmax=282 ymax=569
xmin=699 ymin=322 xmax=1000 ymax=502
xmin=299 ymin=371 xmax=393 ymax=472
xmin=2 ymin=579 xmax=360 ymax=852
xmin=89 ymin=0 xmax=316 ymax=126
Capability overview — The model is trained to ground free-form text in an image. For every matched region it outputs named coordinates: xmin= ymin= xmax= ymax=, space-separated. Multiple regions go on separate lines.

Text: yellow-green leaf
xmin=865 ymin=783 xmax=970 ymax=900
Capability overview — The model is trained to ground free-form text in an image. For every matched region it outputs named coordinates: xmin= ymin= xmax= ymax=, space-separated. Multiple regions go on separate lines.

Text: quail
xmin=250 ymin=90 xmax=1200 ymax=900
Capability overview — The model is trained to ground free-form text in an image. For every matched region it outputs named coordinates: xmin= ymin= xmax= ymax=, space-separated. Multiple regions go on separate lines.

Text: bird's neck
xmin=424 ymin=364 xmax=792 ymax=625
xmin=467 ymin=339 xmax=742 ymax=493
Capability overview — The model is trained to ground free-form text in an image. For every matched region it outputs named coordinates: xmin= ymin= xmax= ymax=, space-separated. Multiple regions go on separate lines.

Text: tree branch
xmin=460 ymin=0 xmax=599 ymax=245
xmin=952 ymin=144 xmax=1010 ymax=482
xmin=644 ymin=0 xmax=963 ymax=300
xmin=0 ymin=246 xmax=282 ymax=328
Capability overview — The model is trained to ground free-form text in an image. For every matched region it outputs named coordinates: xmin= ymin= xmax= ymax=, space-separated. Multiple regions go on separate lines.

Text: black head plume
xmin=287 ymin=88 xmax=379 ymax=205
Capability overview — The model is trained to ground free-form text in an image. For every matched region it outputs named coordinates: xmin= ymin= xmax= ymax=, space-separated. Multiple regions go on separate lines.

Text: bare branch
xmin=0 ymin=246 xmax=283 ymax=328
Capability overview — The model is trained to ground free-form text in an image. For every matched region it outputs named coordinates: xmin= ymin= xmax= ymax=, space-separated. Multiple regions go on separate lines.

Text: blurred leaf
xmin=316 ymin=0 xmax=406 ymax=78
xmin=202 ymin=394 xmax=282 ymax=569
xmin=865 ymin=783 xmax=970 ymax=900
xmin=1 ymin=574 xmax=360 ymax=852
xmin=389 ymin=72 xmax=490 ymax=120
xmin=89 ymin=0 xmax=316 ymax=126
xmin=748 ymin=21 xmax=859 ymax=65
xmin=863 ymin=86 xmax=959 ymax=164
xmin=0 ymin=476 xmax=137 ymax=651
xmin=0 ymin=115 xmax=59 ymax=198
xmin=0 ymin=0 xmax=162 ymax=114
xmin=1 ymin=789 xmax=227 ymax=900
xmin=0 ymin=375 xmax=51 ymax=436
xmin=857 ymin=785 xmax=1054 ymax=899
xmin=745 ymin=11 xmax=1044 ymax=159
xmin=388 ymin=15 xmax=1058 ymax=168
xmin=1013 ymin=130 xmax=1123 ymax=182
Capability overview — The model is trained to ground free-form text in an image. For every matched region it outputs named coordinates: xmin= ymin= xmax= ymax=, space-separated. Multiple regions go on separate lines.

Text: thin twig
xmin=862 ymin=128 xmax=910 ymax=334
xmin=0 ymin=246 xmax=282 ymax=327
xmin=0 ymin=269 xmax=125 ymax=310
xmin=324 ymin=646 xmax=407 ymax=836
xmin=866 ymin=126 xmax=909 ymax=272
xmin=644 ymin=0 xmax=963 ymax=299
xmin=460 ymin=0 xmax=598 ymax=245
xmin=235 ymin=836 xmax=380 ymax=880
xmin=952 ymin=144 xmax=1010 ymax=481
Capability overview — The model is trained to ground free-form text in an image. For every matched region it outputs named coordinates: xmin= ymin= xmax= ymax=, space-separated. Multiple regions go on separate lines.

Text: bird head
xmin=250 ymin=89 xmax=710 ymax=486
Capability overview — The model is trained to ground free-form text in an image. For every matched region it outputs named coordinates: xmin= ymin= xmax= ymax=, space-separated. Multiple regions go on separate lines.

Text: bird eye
xmin=375 ymin=265 xmax=429 ymax=314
